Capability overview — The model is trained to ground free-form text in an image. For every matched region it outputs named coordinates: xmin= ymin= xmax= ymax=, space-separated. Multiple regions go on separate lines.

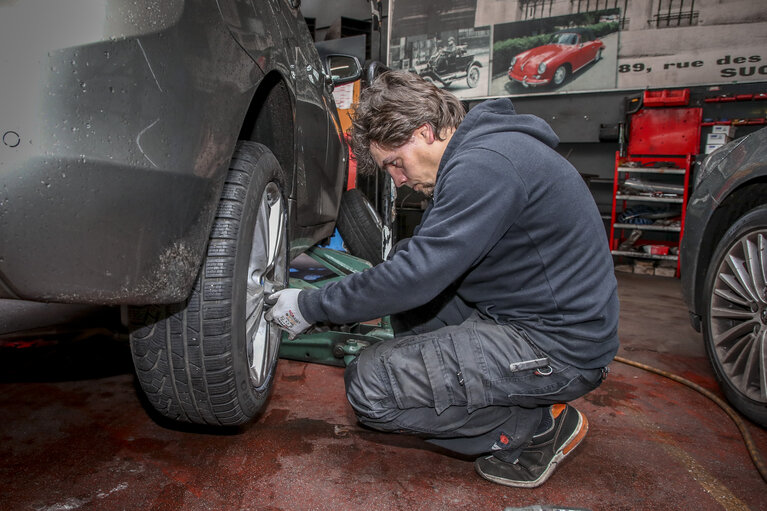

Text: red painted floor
xmin=1 ymin=273 xmax=765 ymax=510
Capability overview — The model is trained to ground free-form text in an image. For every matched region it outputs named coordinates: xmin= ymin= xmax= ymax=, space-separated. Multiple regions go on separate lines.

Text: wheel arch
xmin=694 ymin=178 xmax=767 ymax=313
xmin=236 ymin=71 xmax=296 ymax=193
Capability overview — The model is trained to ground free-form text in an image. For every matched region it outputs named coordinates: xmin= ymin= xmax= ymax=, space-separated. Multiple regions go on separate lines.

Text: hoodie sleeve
xmin=298 ymin=148 xmax=529 ymax=325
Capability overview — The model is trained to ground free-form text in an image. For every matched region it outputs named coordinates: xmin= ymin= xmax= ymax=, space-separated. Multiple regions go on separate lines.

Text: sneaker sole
xmin=475 ymin=409 xmax=589 ymax=488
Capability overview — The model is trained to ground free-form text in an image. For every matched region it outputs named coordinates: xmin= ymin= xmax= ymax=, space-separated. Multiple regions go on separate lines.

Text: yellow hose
xmin=613 ymin=355 xmax=767 ymax=483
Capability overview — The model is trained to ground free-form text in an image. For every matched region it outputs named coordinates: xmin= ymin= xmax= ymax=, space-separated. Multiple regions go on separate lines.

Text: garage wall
xmin=299 ymin=0 xmax=766 ymax=237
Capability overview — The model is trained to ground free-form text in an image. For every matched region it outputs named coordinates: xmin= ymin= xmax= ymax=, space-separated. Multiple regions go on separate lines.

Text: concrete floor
xmin=1 ymin=272 xmax=765 ymax=511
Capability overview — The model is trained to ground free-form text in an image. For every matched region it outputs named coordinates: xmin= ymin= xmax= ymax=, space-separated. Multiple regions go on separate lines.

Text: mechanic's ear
xmin=416 ymin=124 xmax=435 ymax=143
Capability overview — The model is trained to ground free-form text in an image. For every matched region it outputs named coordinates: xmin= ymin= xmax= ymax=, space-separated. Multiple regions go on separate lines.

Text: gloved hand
xmin=264 ymin=288 xmax=311 ymax=339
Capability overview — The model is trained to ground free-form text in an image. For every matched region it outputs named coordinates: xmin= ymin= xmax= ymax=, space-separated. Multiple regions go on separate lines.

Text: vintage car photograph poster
xmin=389 ymin=0 xmax=767 ymax=98
xmin=387 ymin=0 xmax=491 ymax=99
xmin=391 ymin=28 xmax=491 ymax=99
xmin=491 ymin=10 xmax=620 ymax=96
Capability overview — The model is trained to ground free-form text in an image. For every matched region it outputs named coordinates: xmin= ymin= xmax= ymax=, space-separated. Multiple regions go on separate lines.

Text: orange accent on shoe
xmin=551 ymin=403 xmax=567 ymax=419
xmin=562 ymin=413 xmax=589 ymax=456
xmin=500 ymin=434 xmax=510 ymax=445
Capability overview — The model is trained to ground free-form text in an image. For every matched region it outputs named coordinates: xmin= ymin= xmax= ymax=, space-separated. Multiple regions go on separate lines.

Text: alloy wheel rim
xmin=709 ymin=229 xmax=767 ymax=403
xmin=245 ymin=182 xmax=286 ymax=389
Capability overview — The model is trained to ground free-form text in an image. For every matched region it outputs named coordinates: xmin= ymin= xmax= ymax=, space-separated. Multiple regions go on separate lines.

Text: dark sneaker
xmin=474 ymin=404 xmax=588 ymax=488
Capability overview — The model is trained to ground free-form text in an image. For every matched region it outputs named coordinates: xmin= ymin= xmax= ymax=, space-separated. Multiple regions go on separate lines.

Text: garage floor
xmin=1 ymin=272 xmax=765 ymax=511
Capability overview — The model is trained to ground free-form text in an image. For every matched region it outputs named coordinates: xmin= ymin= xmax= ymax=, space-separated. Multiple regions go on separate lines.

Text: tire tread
xmin=128 ymin=141 xmax=283 ymax=426
xmin=336 ymin=188 xmax=384 ymax=265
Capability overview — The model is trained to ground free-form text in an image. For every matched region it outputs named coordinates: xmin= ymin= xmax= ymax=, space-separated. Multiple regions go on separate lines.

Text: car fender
xmin=466 ymin=60 xmax=482 ymax=71
xmin=681 ymin=128 xmax=767 ymax=319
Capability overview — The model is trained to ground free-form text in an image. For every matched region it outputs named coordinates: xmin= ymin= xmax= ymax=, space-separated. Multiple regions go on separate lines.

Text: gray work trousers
xmin=343 ymin=292 xmax=605 ymax=457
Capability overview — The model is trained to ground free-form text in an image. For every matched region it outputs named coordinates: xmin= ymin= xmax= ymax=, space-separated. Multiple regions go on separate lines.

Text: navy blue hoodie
xmin=299 ymin=98 xmax=619 ymax=369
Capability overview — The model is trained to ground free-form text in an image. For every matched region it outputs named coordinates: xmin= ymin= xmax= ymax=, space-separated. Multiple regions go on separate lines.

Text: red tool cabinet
xmin=609 ymin=90 xmax=702 ymax=277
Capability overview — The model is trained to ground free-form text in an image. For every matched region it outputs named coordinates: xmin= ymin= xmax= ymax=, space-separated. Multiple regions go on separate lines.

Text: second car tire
xmin=703 ymin=204 xmax=767 ymax=427
xmin=336 ymin=188 xmax=385 ymax=265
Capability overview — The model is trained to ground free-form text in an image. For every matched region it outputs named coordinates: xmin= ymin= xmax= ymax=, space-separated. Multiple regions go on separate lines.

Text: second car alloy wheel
xmin=705 ymin=205 xmax=767 ymax=426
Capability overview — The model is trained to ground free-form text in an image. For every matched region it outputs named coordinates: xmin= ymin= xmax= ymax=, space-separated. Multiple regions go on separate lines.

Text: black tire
xmin=336 ymin=188 xmax=384 ymax=265
xmin=466 ymin=64 xmax=480 ymax=88
xmin=703 ymin=204 xmax=767 ymax=427
xmin=128 ymin=141 xmax=288 ymax=426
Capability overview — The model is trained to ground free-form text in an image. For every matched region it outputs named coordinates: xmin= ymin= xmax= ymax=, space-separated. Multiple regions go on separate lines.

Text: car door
xmin=568 ymin=34 xmax=591 ymax=70
xmin=578 ymin=33 xmax=600 ymax=69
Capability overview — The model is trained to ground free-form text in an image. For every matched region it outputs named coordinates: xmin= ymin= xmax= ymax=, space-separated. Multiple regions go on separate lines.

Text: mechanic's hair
xmin=350 ymin=70 xmax=466 ymax=175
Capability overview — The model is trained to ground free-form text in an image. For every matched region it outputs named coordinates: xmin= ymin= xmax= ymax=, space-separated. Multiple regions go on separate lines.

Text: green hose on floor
xmin=614 ymin=355 xmax=767 ymax=483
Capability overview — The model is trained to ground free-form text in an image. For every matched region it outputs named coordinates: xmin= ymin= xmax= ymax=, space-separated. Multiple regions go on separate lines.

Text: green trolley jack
xmin=278 ymin=246 xmax=393 ymax=367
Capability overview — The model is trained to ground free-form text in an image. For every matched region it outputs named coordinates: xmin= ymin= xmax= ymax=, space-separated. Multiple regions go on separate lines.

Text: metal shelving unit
xmin=609 ymin=155 xmax=692 ymax=268
xmin=608 ymin=97 xmax=702 ymax=276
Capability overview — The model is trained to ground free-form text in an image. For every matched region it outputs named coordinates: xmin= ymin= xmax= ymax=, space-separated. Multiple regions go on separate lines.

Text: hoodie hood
xmin=440 ymin=98 xmax=559 ymax=175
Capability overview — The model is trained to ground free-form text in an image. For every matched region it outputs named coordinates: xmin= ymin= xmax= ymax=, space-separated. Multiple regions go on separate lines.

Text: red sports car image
xmin=508 ymin=28 xmax=604 ymax=88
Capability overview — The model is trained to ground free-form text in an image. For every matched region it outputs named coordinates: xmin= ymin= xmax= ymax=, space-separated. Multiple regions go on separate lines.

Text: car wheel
xmin=552 ymin=65 xmax=568 ymax=86
xmin=128 ymin=141 xmax=288 ymax=426
xmin=703 ymin=204 xmax=767 ymax=427
xmin=336 ymin=188 xmax=384 ymax=265
xmin=466 ymin=64 xmax=481 ymax=88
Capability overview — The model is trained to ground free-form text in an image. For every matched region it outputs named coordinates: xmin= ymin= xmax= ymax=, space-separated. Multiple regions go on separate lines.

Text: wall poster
xmin=387 ymin=0 xmax=767 ymax=98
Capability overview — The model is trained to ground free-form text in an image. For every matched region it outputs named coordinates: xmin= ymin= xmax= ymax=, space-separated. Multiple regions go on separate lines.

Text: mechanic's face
xmin=370 ymin=124 xmax=448 ymax=197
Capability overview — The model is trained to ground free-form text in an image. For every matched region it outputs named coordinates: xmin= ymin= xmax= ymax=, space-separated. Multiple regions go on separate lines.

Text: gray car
xmin=0 ymin=0 xmax=360 ymax=426
xmin=680 ymin=126 xmax=767 ymax=427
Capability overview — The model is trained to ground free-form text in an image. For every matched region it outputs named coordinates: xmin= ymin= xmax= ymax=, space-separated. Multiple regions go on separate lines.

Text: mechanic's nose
xmin=387 ymin=168 xmax=407 ymax=187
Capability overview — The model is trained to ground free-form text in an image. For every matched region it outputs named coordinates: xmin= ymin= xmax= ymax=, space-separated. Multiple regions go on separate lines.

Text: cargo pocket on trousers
xmin=382 ymin=338 xmax=453 ymax=413
xmin=420 ymin=341 xmax=452 ymax=415
xmin=451 ymin=330 xmax=489 ymax=413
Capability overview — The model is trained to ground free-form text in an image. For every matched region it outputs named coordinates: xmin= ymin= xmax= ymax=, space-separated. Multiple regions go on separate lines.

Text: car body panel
xmin=508 ymin=30 xmax=603 ymax=87
xmin=680 ymin=127 xmax=767 ymax=324
xmin=0 ymin=0 xmax=346 ymax=307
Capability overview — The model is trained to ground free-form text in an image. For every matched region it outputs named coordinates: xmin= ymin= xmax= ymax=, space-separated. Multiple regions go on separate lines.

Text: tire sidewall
xmin=230 ymin=144 xmax=288 ymax=415
xmin=702 ymin=204 xmax=767 ymax=426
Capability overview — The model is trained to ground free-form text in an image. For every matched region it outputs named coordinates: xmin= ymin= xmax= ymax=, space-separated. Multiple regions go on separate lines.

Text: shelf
xmin=616 ymin=166 xmax=686 ymax=175
xmin=613 ymin=223 xmax=681 ymax=232
xmin=610 ymin=150 xmax=695 ymax=279
xmin=615 ymin=194 xmax=684 ymax=203
xmin=611 ymin=250 xmax=678 ymax=262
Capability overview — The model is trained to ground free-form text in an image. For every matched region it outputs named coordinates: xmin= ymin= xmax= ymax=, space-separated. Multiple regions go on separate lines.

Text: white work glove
xmin=264 ymin=289 xmax=311 ymax=339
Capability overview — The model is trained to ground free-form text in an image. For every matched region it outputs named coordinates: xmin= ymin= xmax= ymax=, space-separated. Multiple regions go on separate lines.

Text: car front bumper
xmin=508 ymin=69 xmax=550 ymax=87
